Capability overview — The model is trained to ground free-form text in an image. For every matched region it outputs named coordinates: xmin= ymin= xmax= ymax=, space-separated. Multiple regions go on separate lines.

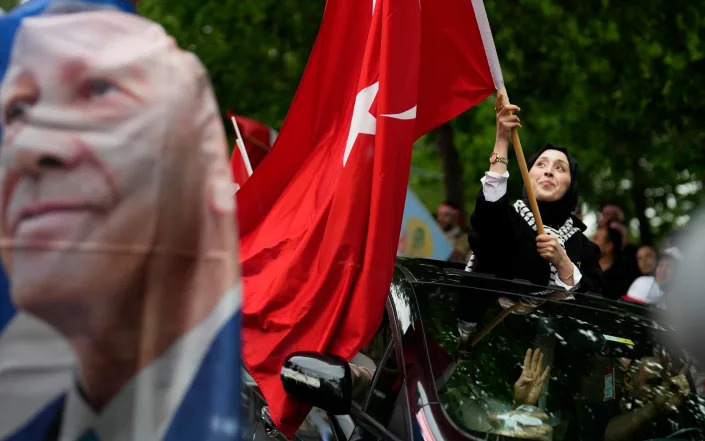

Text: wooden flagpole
xmin=497 ymin=89 xmax=545 ymax=235
xmin=470 ymin=302 xmax=522 ymax=347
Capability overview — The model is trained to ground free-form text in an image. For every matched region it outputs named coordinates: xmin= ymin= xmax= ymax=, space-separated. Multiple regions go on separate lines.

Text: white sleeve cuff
xmin=554 ymin=263 xmax=583 ymax=291
xmin=480 ymin=171 xmax=509 ymax=202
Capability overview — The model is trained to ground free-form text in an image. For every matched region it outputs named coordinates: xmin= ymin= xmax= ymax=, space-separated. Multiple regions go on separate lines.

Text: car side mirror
xmin=281 ymin=352 xmax=352 ymax=415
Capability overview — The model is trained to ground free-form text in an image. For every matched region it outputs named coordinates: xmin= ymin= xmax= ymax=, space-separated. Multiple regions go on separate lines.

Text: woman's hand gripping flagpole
xmin=496 ymin=89 xmax=545 ymax=235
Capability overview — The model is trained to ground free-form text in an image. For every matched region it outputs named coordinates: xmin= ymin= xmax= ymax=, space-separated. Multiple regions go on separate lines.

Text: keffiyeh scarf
xmin=465 ymin=200 xmax=582 ymax=286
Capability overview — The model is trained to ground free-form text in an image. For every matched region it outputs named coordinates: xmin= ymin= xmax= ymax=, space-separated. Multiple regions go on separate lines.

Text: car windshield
xmin=414 ymin=277 xmax=705 ymax=441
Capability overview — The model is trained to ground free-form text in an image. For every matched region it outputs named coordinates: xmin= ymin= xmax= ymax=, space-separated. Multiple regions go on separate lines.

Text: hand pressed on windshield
xmin=514 ymin=348 xmax=551 ymax=407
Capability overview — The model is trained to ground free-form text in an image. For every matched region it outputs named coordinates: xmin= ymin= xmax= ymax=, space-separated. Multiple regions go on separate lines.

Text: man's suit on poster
xmin=6 ymin=314 xmax=241 ymax=441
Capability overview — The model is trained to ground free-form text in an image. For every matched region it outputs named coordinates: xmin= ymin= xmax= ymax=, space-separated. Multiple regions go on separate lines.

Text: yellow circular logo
xmin=403 ymin=218 xmax=433 ymax=258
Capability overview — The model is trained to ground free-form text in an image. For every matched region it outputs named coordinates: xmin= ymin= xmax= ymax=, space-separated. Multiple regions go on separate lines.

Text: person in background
xmin=598 ymin=205 xmax=630 ymax=254
xmin=653 ymin=247 xmax=681 ymax=310
xmin=636 ymin=245 xmax=658 ymax=276
xmin=622 ymin=247 xmax=682 ymax=307
xmin=436 ymin=201 xmax=471 ymax=263
xmin=599 ymin=204 xmax=625 ymax=228
xmin=593 ymin=225 xmax=634 ymax=300
xmin=598 ymin=204 xmax=629 ymax=261
xmin=599 ymin=203 xmax=639 ymax=280
xmin=622 ymin=275 xmax=661 ymax=306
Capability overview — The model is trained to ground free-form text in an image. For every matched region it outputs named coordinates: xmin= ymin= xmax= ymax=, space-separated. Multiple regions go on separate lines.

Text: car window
xmin=415 ymin=282 xmax=705 ymax=441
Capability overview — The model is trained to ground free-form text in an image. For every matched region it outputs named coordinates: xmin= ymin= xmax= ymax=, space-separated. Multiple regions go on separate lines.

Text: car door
xmin=242 ymin=274 xmax=416 ymax=441
xmin=328 ymin=296 xmax=414 ymax=441
xmin=241 ymin=369 xmax=290 ymax=441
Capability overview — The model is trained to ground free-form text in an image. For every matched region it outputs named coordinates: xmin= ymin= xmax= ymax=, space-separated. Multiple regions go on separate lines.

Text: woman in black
xmin=465 ymin=102 xmax=603 ymax=294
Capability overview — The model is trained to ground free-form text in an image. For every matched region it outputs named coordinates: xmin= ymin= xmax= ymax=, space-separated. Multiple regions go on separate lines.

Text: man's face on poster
xmin=0 ymin=17 xmax=168 ymax=328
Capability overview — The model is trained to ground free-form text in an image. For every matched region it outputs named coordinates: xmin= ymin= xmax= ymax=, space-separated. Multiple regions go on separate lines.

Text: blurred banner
xmin=0 ymin=0 xmax=138 ymax=334
xmin=0 ymin=1 xmax=137 ymax=439
xmin=397 ymin=189 xmax=452 ymax=261
xmin=0 ymin=7 xmax=240 ymax=441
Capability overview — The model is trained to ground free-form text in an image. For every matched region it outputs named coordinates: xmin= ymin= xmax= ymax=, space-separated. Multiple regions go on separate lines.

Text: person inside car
xmin=601 ymin=357 xmax=692 ymax=441
xmin=464 ymin=95 xmax=603 ymax=295
xmin=513 ymin=348 xmax=551 ymax=408
xmin=456 ymin=347 xmax=553 ymax=439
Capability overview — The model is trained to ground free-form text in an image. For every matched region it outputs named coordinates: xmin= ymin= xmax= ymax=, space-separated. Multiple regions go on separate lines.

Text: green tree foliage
xmin=0 ymin=0 xmax=20 ymax=12
xmin=413 ymin=0 xmax=705 ymax=244
xmin=138 ymin=0 xmax=323 ymax=129
xmin=138 ymin=0 xmax=703 ymax=244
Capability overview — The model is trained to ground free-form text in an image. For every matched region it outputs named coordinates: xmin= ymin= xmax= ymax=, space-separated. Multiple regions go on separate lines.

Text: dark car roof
xmin=394 ymin=258 xmax=675 ymax=368
xmin=394 ymin=257 xmax=650 ymax=317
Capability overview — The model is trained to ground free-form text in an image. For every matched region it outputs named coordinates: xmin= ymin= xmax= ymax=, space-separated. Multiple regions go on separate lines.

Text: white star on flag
xmin=343 ymin=81 xmax=417 ymax=166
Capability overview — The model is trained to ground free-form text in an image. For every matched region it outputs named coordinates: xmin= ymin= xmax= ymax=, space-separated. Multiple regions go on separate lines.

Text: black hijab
xmin=523 ymin=143 xmax=580 ymax=229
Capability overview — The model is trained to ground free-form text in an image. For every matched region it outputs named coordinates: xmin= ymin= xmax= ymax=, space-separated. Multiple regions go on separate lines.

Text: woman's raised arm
xmin=489 ymin=100 xmax=520 ymax=175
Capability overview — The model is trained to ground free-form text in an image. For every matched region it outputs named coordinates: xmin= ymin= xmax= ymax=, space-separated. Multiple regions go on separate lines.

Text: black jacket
xmin=468 ymin=190 xmax=604 ymax=294
xmin=601 ymin=258 xmax=636 ymax=300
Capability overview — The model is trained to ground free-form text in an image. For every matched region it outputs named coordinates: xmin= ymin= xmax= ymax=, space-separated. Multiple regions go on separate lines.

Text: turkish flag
xmin=238 ymin=0 xmax=499 ymax=435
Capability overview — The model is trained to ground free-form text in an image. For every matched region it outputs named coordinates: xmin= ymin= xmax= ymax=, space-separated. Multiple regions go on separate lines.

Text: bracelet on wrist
xmin=559 ymin=270 xmax=574 ymax=282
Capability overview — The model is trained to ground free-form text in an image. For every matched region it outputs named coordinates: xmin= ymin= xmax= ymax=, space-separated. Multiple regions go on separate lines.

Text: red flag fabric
xmin=238 ymin=0 xmax=497 ymax=436
xmin=233 ymin=115 xmax=276 ymax=168
xmin=227 ymin=113 xmax=276 ymax=188
xmin=229 ymin=143 xmax=250 ymax=189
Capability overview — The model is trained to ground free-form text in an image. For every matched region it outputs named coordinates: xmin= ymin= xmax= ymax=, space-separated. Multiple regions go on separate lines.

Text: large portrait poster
xmin=0 ymin=8 xmax=241 ymax=441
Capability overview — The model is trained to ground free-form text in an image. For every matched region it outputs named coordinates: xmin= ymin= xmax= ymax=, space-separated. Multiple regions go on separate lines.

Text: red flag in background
xmin=229 ymin=144 xmax=250 ymax=189
xmin=227 ymin=112 xmax=277 ymax=188
xmin=238 ymin=0 xmax=502 ymax=435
